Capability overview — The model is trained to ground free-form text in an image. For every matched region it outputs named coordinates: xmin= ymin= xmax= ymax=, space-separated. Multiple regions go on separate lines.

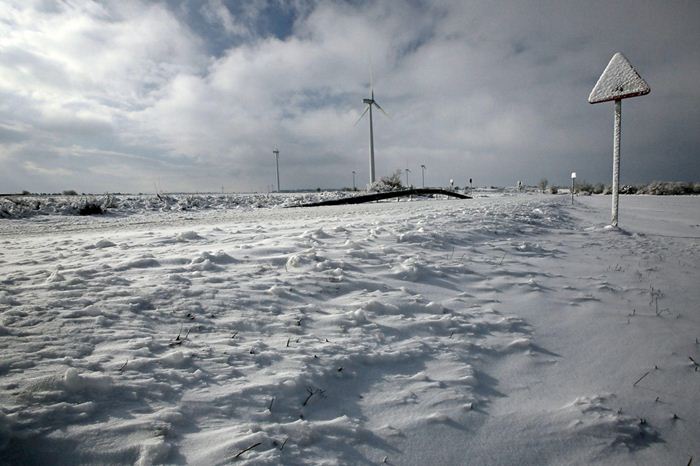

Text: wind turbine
xmin=355 ymin=83 xmax=388 ymax=185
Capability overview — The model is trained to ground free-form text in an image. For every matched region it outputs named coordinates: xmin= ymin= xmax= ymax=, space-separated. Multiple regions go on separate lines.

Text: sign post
xmin=589 ymin=52 xmax=650 ymax=227
xmin=571 ymin=172 xmax=576 ymax=204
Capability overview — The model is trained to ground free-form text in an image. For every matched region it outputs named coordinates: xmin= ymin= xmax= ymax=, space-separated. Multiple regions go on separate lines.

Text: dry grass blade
xmin=633 ymin=371 xmax=650 ymax=387
xmin=234 ymin=442 xmax=261 ymax=459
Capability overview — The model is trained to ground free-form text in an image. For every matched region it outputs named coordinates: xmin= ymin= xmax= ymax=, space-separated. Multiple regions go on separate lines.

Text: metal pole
xmin=273 ymin=149 xmax=280 ymax=192
xmin=571 ymin=178 xmax=574 ymax=204
xmin=611 ymin=99 xmax=621 ymax=226
xmin=368 ymin=105 xmax=375 ymax=184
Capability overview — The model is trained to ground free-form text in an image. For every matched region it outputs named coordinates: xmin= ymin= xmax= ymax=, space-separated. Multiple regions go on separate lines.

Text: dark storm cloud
xmin=0 ymin=0 xmax=698 ymax=193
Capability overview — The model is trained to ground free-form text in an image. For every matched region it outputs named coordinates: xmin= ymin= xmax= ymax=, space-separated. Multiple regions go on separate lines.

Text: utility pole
xmin=273 ymin=148 xmax=280 ymax=192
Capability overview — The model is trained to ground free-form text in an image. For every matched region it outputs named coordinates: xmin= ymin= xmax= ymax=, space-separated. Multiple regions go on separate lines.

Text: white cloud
xmin=0 ymin=0 xmax=698 ymax=193
xmin=23 ymin=160 xmax=71 ymax=177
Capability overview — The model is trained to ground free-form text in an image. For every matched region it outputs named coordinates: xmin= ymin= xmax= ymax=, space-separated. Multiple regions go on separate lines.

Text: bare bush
xmin=78 ymin=201 xmax=104 ymax=216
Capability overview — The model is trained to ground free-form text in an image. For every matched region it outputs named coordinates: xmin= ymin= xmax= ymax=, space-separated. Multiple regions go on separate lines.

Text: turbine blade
xmin=373 ymin=101 xmax=389 ymax=118
xmin=354 ymin=106 xmax=370 ymax=126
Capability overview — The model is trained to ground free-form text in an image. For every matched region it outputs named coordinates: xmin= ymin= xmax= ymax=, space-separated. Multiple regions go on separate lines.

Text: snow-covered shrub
xmin=181 ymin=195 xmax=202 ymax=210
xmin=575 ymin=181 xmax=606 ymax=195
xmin=369 ymin=170 xmax=404 ymax=192
xmin=638 ymin=181 xmax=696 ymax=195
xmin=0 ymin=197 xmax=41 ymax=218
xmin=101 ymin=194 xmax=119 ymax=209
xmin=576 ymin=181 xmax=697 ymax=196
xmin=575 ymin=181 xmax=593 ymax=194
xmin=78 ymin=201 xmax=104 ymax=215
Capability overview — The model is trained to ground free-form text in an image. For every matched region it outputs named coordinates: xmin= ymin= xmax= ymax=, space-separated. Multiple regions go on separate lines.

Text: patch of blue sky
xmin=167 ymin=0 xmax=302 ymax=58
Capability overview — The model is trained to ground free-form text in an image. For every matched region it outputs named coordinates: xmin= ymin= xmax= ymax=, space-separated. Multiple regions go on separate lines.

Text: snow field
xmin=0 ymin=192 xmax=363 ymax=220
xmin=0 ymin=195 xmax=698 ymax=465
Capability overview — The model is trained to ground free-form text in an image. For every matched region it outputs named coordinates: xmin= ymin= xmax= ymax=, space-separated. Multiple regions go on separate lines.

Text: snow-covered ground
xmin=0 ymin=194 xmax=698 ymax=465
xmin=0 ymin=189 xmax=513 ymax=220
xmin=0 ymin=192 xmax=352 ymax=219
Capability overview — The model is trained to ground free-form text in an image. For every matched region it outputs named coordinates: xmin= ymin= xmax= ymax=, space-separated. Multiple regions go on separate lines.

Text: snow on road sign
xmin=588 ymin=52 xmax=650 ymax=104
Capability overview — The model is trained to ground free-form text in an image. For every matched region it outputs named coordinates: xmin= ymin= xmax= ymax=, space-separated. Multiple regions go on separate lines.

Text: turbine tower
xmin=273 ymin=147 xmax=280 ymax=192
xmin=356 ymin=89 xmax=388 ymax=184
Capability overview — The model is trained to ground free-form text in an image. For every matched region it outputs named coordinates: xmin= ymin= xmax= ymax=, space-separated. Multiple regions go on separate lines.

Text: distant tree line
xmin=573 ymin=180 xmax=700 ymax=195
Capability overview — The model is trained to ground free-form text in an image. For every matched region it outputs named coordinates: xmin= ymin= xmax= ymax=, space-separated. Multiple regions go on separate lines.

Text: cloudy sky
xmin=1 ymin=0 xmax=699 ymax=193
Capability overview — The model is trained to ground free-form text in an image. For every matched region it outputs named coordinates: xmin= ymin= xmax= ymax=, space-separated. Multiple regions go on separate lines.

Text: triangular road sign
xmin=589 ymin=52 xmax=650 ymax=104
